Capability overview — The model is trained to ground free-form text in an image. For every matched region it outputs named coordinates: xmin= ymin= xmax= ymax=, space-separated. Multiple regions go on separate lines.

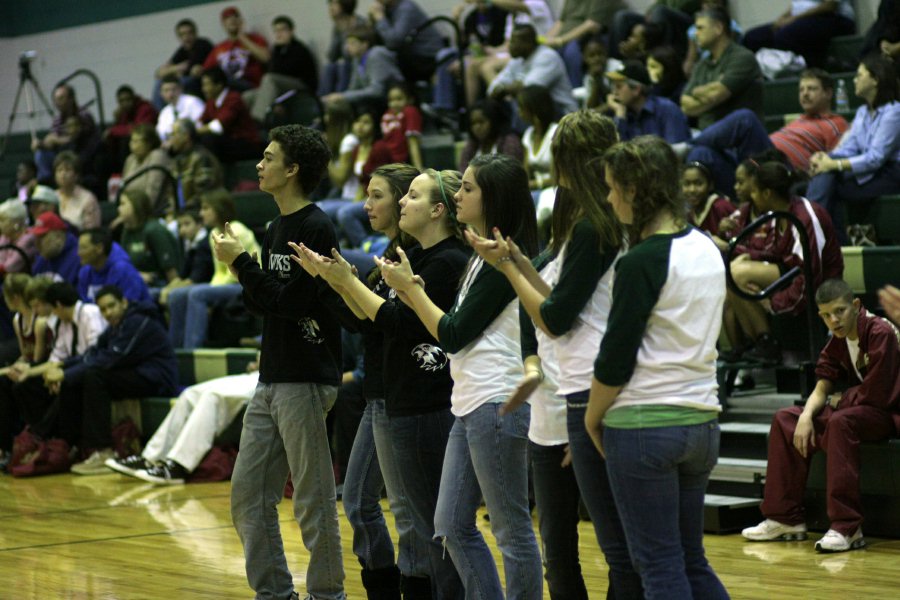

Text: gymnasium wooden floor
xmin=2 ymin=473 xmax=899 ymax=599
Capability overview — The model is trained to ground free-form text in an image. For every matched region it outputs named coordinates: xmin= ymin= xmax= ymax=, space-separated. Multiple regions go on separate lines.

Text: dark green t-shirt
xmin=121 ymin=221 xmax=182 ymax=281
xmin=684 ymin=41 xmax=763 ymax=130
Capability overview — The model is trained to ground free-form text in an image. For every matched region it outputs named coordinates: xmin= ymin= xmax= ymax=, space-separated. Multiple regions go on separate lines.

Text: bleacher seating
xmin=844 ymin=194 xmax=900 ymax=245
xmin=232 ymin=189 xmax=279 ymax=242
xmin=825 ymin=34 xmax=865 ymax=68
xmin=420 ymin=133 xmax=459 ymax=171
xmin=223 ymin=159 xmax=260 ymax=191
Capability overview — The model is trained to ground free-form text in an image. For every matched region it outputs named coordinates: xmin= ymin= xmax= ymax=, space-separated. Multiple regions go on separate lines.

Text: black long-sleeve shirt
xmin=233 ymin=204 xmax=342 ymax=385
xmin=271 ymin=38 xmax=319 ymax=93
xmin=374 ymin=237 xmax=470 ymax=416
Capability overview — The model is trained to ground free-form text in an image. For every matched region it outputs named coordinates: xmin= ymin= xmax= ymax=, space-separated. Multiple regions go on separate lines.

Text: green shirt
xmin=560 ymin=0 xmax=625 ymax=34
xmin=121 ymin=220 xmax=182 ymax=282
xmin=655 ymin=0 xmax=702 ymax=13
xmin=604 ymin=404 xmax=718 ymax=428
xmin=684 ymin=41 xmax=763 ymax=130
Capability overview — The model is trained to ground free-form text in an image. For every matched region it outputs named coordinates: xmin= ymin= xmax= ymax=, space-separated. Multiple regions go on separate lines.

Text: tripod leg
xmin=28 ymin=77 xmax=56 ymax=116
xmin=1 ymin=81 xmax=28 ymax=158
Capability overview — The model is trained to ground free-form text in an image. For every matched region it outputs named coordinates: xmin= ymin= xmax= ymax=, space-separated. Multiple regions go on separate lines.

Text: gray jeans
xmin=231 ymin=382 xmax=345 ymax=600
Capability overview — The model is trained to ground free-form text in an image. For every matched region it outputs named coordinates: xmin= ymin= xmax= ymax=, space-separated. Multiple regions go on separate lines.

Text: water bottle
xmin=835 ymin=79 xmax=849 ymax=113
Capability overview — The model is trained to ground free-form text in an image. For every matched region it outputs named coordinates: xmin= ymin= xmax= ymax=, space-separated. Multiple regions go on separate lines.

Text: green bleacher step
xmin=703 ymin=494 xmax=762 ymax=534
xmin=711 ymin=457 xmax=767 ymax=484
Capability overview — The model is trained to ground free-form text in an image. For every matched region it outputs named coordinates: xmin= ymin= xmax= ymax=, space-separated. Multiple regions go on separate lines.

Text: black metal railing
xmin=116 ymin=164 xmax=177 ymax=217
xmin=725 ymin=210 xmax=823 ymax=361
xmin=0 ymin=243 xmax=32 ymax=275
xmin=58 ymin=69 xmax=106 ymax=130
xmin=404 ymin=15 xmax=467 ymax=133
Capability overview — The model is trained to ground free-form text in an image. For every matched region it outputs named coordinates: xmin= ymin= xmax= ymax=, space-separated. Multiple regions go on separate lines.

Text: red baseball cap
xmin=221 ymin=6 xmax=241 ymax=19
xmin=30 ymin=211 xmax=68 ymax=235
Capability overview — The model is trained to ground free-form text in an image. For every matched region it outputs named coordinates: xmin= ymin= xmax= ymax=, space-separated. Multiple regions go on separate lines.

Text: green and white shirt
xmin=594 ymin=227 xmax=725 ymax=428
xmin=439 ymin=256 xmax=524 ymax=416
xmin=540 ymin=219 xmax=620 ymax=395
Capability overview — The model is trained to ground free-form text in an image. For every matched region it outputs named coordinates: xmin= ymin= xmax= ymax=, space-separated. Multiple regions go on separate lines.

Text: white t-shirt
xmin=523 ymin=122 xmax=558 ymax=189
xmin=448 ymin=258 xmax=524 ymax=416
xmin=530 ymin=262 xmax=568 ymax=446
xmin=846 ymin=336 xmax=863 ymax=381
xmin=339 ymin=132 xmax=361 ymax=200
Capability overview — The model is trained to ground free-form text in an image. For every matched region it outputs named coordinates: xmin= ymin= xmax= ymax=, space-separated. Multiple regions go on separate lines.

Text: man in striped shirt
xmin=685 ymin=68 xmax=848 ymax=195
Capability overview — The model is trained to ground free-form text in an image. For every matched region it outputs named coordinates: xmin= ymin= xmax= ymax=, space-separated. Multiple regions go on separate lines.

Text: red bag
xmin=9 ymin=427 xmax=72 ymax=478
xmin=188 ymin=445 xmax=238 ymax=483
xmin=111 ymin=417 xmax=143 ymax=459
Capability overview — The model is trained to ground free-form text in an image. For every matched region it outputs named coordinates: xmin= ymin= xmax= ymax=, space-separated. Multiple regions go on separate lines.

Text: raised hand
xmin=288 ymin=241 xmax=321 ymax=278
xmin=376 ymin=247 xmax=416 ymax=292
xmin=212 ymin=221 xmax=247 ymax=264
xmin=465 ymin=227 xmax=511 ymax=267
xmin=315 ymin=248 xmax=355 ymax=287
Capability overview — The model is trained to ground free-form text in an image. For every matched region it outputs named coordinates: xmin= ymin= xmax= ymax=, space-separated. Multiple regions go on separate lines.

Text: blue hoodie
xmin=63 ymin=301 xmax=178 ymax=394
xmin=31 ymin=232 xmax=80 ymax=285
xmin=77 ymin=243 xmax=151 ymax=303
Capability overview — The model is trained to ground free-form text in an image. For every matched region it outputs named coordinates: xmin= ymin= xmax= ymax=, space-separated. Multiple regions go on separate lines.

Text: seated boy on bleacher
xmin=743 ymin=279 xmax=900 ymax=553
xmin=57 ymin=285 xmax=178 ymax=476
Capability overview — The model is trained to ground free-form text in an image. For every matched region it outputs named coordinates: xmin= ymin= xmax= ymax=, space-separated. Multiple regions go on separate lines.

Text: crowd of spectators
xmin=1 ymin=2 xmax=900 ymax=583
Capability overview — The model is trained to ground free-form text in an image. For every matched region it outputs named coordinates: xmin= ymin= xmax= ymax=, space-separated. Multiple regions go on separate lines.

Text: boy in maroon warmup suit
xmin=743 ymin=278 xmax=900 ymax=552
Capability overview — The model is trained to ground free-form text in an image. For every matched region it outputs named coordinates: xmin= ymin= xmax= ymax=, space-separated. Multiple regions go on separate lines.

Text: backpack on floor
xmin=111 ymin=416 xmax=143 ymax=459
xmin=9 ymin=427 xmax=72 ymax=478
xmin=188 ymin=444 xmax=238 ymax=483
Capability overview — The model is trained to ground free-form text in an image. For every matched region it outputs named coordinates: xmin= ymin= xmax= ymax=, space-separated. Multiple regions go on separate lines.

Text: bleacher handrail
xmin=0 ymin=243 xmax=32 ymax=274
xmin=57 ymin=69 xmax=105 ymax=130
xmin=403 ymin=14 xmax=467 ymax=132
xmin=116 ymin=164 xmax=177 ymax=218
xmin=725 ymin=209 xmax=823 ymax=360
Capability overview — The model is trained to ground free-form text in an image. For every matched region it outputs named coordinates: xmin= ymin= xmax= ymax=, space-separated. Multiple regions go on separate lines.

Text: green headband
xmin=435 ymin=172 xmax=458 ymax=225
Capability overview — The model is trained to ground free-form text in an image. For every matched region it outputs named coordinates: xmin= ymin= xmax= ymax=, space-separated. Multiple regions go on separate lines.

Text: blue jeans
xmin=806 ymin=162 xmax=900 ymax=244
xmin=167 ymin=283 xmax=241 ymax=349
xmin=231 ymin=382 xmax=345 ymax=600
xmin=530 ymin=442 xmax=588 ymax=600
xmin=604 ymin=421 xmax=728 ymax=600
xmin=317 ymin=198 xmax=351 ymax=225
xmin=687 ymin=109 xmax=773 ymax=197
xmin=566 ymin=395 xmax=643 ymax=599
xmin=433 ymin=402 xmax=541 ymax=600
xmin=343 ymin=399 xmax=422 ymax=576
xmin=319 ymin=61 xmax=352 ymax=96
xmin=34 ymin=148 xmax=56 ymax=183
xmin=337 ymin=202 xmax=370 ymax=248
xmin=559 ymin=40 xmax=584 ymax=88
xmin=390 ymin=408 xmax=464 ymax=600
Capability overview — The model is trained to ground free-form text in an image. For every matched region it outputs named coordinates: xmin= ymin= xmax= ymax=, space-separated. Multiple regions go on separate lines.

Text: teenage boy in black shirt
xmin=212 ymin=124 xmax=345 ymax=600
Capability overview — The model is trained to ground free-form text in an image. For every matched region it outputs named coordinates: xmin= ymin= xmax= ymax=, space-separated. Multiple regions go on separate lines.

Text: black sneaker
xmin=105 ymin=454 xmax=153 ymax=477
xmin=134 ymin=459 xmax=188 ymax=485
xmin=718 ymin=347 xmax=746 ymax=363
xmin=743 ymin=334 xmax=782 ymax=365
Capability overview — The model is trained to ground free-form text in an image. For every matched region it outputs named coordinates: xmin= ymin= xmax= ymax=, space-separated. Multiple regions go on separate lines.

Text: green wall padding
xmin=0 ymin=0 xmax=224 ymax=38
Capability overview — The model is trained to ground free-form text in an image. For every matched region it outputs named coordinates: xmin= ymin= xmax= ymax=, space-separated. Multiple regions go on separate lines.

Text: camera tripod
xmin=0 ymin=53 xmax=55 ymax=159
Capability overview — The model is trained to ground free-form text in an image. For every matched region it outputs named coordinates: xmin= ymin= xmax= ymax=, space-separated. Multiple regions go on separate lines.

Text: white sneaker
xmin=71 ymin=449 xmax=117 ymax=475
xmin=742 ymin=518 xmax=808 ymax=541
xmin=815 ymin=528 xmax=866 ymax=553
